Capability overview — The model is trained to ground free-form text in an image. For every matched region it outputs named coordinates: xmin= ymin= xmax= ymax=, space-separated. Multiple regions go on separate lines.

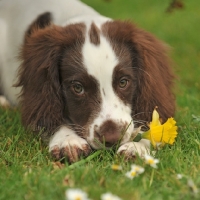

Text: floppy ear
xmin=16 ymin=13 xmax=85 ymax=134
xmin=131 ymin=22 xmax=175 ymax=123
xmin=102 ymin=21 xmax=175 ymax=123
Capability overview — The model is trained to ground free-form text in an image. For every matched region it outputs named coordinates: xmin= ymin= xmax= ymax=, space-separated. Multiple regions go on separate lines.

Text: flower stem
xmin=133 ymin=133 xmax=142 ymax=142
xmin=149 ymin=169 xmax=155 ymax=187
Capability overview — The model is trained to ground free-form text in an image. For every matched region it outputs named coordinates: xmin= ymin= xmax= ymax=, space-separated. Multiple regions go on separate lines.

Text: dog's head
xmin=17 ymin=13 xmax=175 ymax=149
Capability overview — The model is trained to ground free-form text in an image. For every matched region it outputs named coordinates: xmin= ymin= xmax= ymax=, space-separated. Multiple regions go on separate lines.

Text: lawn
xmin=0 ymin=0 xmax=200 ymax=199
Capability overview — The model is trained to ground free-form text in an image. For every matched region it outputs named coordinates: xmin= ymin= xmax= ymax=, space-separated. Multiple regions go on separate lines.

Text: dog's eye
xmin=72 ymin=82 xmax=84 ymax=95
xmin=119 ymin=78 xmax=128 ymax=89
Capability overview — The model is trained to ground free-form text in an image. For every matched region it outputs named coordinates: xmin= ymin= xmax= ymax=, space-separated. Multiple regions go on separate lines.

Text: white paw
xmin=49 ymin=126 xmax=92 ymax=163
xmin=0 ymin=95 xmax=10 ymax=107
xmin=117 ymin=139 xmax=150 ymax=160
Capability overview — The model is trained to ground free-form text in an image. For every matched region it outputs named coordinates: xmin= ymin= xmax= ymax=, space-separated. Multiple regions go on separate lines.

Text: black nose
xmin=96 ymin=120 xmax=122 ymax=147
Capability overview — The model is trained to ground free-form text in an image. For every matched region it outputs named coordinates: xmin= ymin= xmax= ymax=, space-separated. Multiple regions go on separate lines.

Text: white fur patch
xmin=82 ymin=29 xmax=134 ymax=149
xmin=0 ymin=95 xmax=10 ymax=107
xmin=49 ymin=126 xmax=89 ymax=152
xmin=117 ymin=139 xmax=150 ymax=158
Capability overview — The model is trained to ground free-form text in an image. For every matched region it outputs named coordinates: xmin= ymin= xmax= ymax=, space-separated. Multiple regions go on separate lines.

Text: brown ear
xmin=25 ymin=12 xmax=52 ymax=40
xmin=16 ymin=14 xmax=85 ymax=134
xmin=131 ymin=23 xmax=175 ymax=123
xmin=102 ymin=21 xmax=175 ymax=123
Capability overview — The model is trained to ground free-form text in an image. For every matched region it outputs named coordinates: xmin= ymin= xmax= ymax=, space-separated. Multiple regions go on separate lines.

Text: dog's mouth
xmin=87 ymin=127 xmax=133 ymax=149
xmin=104 ymin=142 xmax=116 ymax=148
xmin=87 ymin=134 xmax=131 ymax=150
xmin=87 ymin=139 xmax=118 ymax=149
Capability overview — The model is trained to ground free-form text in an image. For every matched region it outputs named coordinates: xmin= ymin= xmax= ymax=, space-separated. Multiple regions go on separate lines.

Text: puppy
xmin=0 ymin=0 xmax=175 ymax=163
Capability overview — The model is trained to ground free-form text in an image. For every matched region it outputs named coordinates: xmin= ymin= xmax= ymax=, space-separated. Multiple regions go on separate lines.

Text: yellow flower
xmin=142 ymin=108 xmax=178 ymax=148
xmin=111 ymin=164 xmax=122 ymax=171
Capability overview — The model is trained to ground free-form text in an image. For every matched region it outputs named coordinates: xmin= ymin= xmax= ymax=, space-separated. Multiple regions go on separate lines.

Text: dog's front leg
xmin=117 ymin=139 xmax=150 ymax=160
xmin=49 ymin=126 xmax=92 ymax=163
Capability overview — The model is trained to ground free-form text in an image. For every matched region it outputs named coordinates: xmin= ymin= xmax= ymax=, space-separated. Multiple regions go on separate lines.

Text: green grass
xmin=1 ymin=0 xmax=200 ymax=199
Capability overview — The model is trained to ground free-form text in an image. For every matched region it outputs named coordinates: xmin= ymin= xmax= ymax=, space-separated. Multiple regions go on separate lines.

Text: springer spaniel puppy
xmin=0 ymin=0 xmax=175 ymax=163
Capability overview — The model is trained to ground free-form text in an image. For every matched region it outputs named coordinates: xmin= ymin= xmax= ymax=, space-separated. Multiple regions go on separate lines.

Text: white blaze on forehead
xmin=82 ymin=33 xmax=119 ymax=111
xmin=82 ymin=35 xmax=118 ymax=80
xmin=82 ymin=29 xmax=134 ymax=149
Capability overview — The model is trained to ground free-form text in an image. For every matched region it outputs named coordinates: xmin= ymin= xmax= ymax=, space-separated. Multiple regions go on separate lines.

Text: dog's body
xmin=0 ymin=0 xmax=175 ymax=162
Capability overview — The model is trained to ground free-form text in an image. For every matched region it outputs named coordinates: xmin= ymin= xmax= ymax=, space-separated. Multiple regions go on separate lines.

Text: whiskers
xmin=132 ymin=111 xmax=152 ymax=130
xmin=133 ymin=120 xmax=149 ymax=130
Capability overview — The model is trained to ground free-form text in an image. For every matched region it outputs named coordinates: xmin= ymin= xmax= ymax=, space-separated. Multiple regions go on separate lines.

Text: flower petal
xmin=142 ymin=114 xmax=178 ymax=148
xmin=111 ymin=164 xmax=122 ymax=171
xmin=150 ymin=109 xmax=161 ymax=127
xmin=101 ymin=192 xmax=122 ymax=200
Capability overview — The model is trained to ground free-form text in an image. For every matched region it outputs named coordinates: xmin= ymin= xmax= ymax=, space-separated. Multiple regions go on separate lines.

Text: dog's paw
xmin=49 ymin=126 xmax=92 ymax=163
xmin=117 ymin=140 xmax=150 ymax=161
xmin=0 ymin=95 xmax=10 ymax=107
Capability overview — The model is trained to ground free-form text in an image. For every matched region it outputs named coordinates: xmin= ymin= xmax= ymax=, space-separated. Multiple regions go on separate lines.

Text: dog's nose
xmin=96 ymin=120 xmax=122 ymax=147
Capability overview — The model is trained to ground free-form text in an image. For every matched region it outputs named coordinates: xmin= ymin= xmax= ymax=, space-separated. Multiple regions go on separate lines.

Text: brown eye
xmin=72 ymin=82 xmax=84 ymax=95
xmin=119 ymin=78 xmax=128 ymax=89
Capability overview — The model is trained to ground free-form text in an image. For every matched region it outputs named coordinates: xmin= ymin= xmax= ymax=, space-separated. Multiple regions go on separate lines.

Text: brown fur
xmin=102 ymin=21 xmax=175 ymax=125
xmin=16 ymin=13 xmax=86 ymax=134
xmin=89 ymin=22 xmax=100 ymax=45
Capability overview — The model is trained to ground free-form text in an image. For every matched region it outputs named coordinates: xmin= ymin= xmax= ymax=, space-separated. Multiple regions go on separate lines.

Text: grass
xmin=0 ymin=0 xmax=200 ymax=199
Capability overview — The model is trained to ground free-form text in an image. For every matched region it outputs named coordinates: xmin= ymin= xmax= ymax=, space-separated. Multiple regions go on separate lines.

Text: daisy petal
xmin=101 ymin=192 xmax=122 ymax=200
xmin=65 ymin=188 xmax=89 ymax=200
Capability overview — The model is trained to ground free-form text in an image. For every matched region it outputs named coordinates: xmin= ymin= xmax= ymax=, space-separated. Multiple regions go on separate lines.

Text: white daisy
xmin=144 ymin=154 xmax=159 ymax=168
xmin=101 ymin=192 xmax=122 ymax=200
xmin=176 ymin=174 xmax=183 ymax=180
xmin=65 ymin=188 xmax=89 ymax=200
xmin=131 ymin=164 xmax=145 ymax=174
xmin=125 ymin=170 xmax=138 ymax=179
xmin=125 ymin=165 xmax=144 ymax=179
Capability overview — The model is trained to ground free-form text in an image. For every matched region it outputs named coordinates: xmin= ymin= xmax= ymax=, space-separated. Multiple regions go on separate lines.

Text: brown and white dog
xmin=0 ymin=0 xmax=175 ymax=163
